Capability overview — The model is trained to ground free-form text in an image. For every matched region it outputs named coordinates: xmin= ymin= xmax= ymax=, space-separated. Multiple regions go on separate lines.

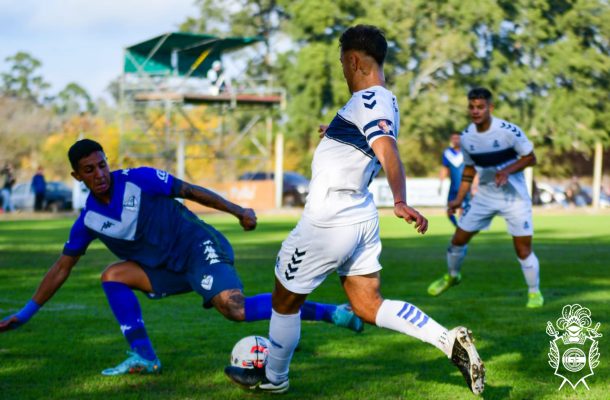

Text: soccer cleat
xmin=101 ymin=351 xmax=162 ymax=376
xmin=331 ymin=303 xmax=364 ymax=333
xmin=427 ymin=273 xmax=461 ymax=296
xmin=526 ymin=291 xmax=544 ymax=308
xmin=224 ymin=365 xmax=289 ymax=394
xmin=448 ymin=327 xmax=485 ymax=395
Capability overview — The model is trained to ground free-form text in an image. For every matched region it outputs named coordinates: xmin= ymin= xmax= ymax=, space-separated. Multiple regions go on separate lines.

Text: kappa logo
xmin=523 ymin=221 xmax=530 ymax=230
xmin=203 ymin=240 xmax=220 ymax=265
xmin=493 ymin=140 xmax=500 ymax=148
xmin=547 ymin=304 xmax=602 ymax=390
xmin=284 ymin=248 xmax=306 ymax=281
xmin=470 ymin=144 xmax=475 ymax=151
xmin=101 ymin=220 xmax=114 ymax=231
xmin=200 ymin=275 xmax=214 ymax=290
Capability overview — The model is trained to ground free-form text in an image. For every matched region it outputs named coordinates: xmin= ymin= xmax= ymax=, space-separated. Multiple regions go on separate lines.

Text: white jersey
xmin=303 ymin=85 xmax=399 ymax=227
xmin=461 ymin=117 xmax=533 ymax=201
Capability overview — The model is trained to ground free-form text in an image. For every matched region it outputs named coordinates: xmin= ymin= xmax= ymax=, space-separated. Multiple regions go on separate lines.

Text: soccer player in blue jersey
xmin=225 ymin=25 xmax=485 ymax=395
xmin=439 ymin=132 xmax=471 ymax=227
xmin=0 ymin=139 xmax=363 ymax=375
xmin=428 ymin=88 xmax=543 ymax=308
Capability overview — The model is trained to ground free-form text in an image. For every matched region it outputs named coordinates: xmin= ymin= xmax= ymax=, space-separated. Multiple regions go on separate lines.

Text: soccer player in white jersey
xmin=427 ymin=88 xmax=544 ymax=308
xmin=225 ymin=25 xmax=485 ymax=395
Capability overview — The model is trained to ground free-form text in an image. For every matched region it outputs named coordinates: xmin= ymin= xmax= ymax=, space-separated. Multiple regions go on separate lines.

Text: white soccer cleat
xmin=448 ymin=326 xmax=485 ymax=395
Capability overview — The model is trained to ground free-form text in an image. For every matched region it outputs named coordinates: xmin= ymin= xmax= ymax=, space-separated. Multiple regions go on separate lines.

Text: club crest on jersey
xmin=156 ymin=169 xmax=169 ymax=183
xmin=547 ymin=304 xmax=601 ymax=390
xmin=123 ymin=195 xmax=138 ymax=211
xmin=200 ymin=275 xmax=214 ymax=290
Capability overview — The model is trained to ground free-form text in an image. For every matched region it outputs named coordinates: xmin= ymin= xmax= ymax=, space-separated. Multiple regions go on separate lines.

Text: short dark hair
xmin=339 ymin=25 xmax=387 ymax=66
xmin=467 ymin=87 xmax=493 ymax=102
xmin=68 ymin=139 xmax=104 ymax=171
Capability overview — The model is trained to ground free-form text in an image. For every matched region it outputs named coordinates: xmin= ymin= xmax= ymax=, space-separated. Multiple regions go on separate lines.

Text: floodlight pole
xmin=592 ymin=141 xmax=603 ymax=209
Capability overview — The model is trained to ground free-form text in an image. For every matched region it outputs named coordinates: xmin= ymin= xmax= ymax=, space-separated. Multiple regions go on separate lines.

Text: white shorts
xmin=458 ymin=189 xmax=533 ymax=237
xmin=274 ymin=217 xmax=382 ymax=294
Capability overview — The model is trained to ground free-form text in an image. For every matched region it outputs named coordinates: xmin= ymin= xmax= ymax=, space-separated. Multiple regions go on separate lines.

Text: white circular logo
xmin=562 ymin=348 xmax=586 ymax=372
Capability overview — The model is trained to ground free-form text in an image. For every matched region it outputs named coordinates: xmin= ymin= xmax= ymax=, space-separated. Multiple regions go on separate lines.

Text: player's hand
xmin=318 ymin=124 xmax=329 ymax=138
xmin=447 ymin=199 xmax=462 ymax=215
xmin=495 ymin=170 xmax=509 ymax=187
xmin=239 ymin=208 xmax=257 ymax=231
xmin=394 ymin=203 xmax=428 ymax=234
xmin=0 ymin=315 xmax=22 ymax=332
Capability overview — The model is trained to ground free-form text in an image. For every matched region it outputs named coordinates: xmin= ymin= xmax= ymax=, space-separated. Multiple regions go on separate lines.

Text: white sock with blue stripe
xmin=375 ymin=299 xmax=452 ymax=357
xmin=266 ymin=309 xmax=301 ymax=384
xmin=518 ymin=252 xmax=540 ymax=293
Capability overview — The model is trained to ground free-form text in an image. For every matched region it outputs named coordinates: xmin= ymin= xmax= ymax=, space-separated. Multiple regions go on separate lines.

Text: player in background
xmin=427 ymin=88 xmax=543 ymax=308
xmin=225 ymin=25 xmax=485 ymax=395
xmin=0 ymin=139 xmax=363 ymax=375
xmin=439 ymin=132 xmax=471 ymax=227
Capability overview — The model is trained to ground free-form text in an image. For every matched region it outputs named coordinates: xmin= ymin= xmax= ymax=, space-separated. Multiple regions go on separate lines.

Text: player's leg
xmin=342 ymin=273 xmax=484 ymax=394
xmin=502 ymin=197 xmax=543 ymax=307
xmin=242 ymin=293 xmax=361 ymax=331
xmin=100 ymin=261 xmax=161 ymax=375
xmin=429 ymin=194 xmax=494 ymax=296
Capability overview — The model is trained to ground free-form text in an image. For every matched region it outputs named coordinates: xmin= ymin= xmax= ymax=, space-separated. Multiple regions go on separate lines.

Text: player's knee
xmin=516 ymin=247 xmax=532 ymax=260
xmin=100 ymin=265 xmax=122 ymax=283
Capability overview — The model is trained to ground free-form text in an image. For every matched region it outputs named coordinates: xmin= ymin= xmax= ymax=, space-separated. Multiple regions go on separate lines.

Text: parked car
xmin=238 ymin=171 xmax=310 ymax=206
xmin=11 ymin=181 xmax=73 ymax=212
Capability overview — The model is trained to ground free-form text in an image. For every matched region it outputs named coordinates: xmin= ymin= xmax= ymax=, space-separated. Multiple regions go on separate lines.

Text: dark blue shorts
xmin=142 ymin=236 xmax=243 ymax=308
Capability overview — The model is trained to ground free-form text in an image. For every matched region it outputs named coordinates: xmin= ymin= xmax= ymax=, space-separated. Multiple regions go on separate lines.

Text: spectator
xmin=206 ymin=60 xmax=230 ymax=95
xmin=1 ymin=164 xmax=16 ymax=213
xmin=565 ymin=176 xmax=587 ymax=207
xmin=31 ymin=166 xmax=47 ymax=212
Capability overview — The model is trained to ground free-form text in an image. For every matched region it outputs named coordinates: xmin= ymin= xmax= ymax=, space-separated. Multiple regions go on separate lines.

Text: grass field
xmin=1 ymin=212 xmax=609 ymax=399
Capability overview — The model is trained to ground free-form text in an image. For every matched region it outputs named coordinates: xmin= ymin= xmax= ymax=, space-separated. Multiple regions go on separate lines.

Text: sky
xmin=0 ymin=0 xmax=198 ymax=101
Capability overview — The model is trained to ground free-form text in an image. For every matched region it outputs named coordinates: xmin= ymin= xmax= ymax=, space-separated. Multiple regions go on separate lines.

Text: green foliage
xmin=1 ymin=214 xmax=610 ymax=399
xmin=181 ymin=0 xmax=610 ymax=177
xmin=1 ymin=52 xmax=50 ymax=103
xmin=54 ymin=82 xmax=96 ymax=115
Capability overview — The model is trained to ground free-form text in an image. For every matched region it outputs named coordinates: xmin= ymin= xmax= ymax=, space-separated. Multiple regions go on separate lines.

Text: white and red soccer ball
xmin=230 ymin=335 xmax=270 ymax=369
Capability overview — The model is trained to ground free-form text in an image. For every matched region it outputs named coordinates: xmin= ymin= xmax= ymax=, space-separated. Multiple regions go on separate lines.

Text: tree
xmin=1 ymin=52 xmax=50 ymax=103
xmin=54 ymin=82 xmax=95 ymax=115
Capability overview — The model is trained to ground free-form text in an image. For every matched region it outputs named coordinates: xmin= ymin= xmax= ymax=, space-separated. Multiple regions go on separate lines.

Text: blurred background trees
xmin=0 ymin=0 xmax=608 ymax=183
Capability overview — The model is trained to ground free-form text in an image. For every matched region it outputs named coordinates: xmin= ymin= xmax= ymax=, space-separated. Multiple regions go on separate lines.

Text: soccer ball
xmin=230 ymin=335 xmax=270 ymax=369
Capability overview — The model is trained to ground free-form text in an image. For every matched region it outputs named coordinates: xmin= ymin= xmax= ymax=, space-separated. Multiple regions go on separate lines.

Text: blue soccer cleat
xmin=101 ymin=351 xmax=162 ymax=376
xmin=331 ymin=303 xmax=364 ymax=333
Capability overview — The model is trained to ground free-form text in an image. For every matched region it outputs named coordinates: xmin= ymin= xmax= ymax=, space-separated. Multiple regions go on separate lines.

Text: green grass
xmin=1 ymin=213 xmax=609 ymax=399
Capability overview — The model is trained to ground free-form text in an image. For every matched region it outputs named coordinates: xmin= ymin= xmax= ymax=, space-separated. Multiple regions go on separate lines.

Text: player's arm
xmin=448 ymin=165 xmax=476 ymax=213
xmin=371 ymin=136 xmax=428 ymax=234
xmin=495 ymin=151 xmax=536 ymax=187
xmin=439 ymin=165 xmax=449 ymax=194
xmin=0 ymin=254 xmax=80 ymax=332
xmin=177 ymin=181 xmax=257 ymax=231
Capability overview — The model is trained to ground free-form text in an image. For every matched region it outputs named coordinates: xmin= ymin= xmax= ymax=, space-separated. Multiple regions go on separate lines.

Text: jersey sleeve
xmin=351 ymin=90 xmax=397 ymax=146
xmin=442 ymin=150 xmax=450 ymax=167
xmin=63 ymin=212 xmax=94 ymax=256
xmin=460 ymin=136 xmax=475 ymax=166
xmin=510 ymin=125 xmax=534 ymax=156
xmin=127 ymin=167 xmax=181 ymax=197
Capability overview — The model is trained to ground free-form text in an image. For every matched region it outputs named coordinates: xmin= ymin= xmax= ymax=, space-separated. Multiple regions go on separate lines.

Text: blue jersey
xmin=63 ymin=167 xmax=230 ymax=272
xmin=442 ymin=147 xmax=465 ymax=195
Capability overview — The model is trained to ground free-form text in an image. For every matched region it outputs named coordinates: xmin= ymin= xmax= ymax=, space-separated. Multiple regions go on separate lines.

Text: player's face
xmin=71 ymin=151 xmax=111 ymax=196
xmin=468 ymin=98 xmax=493 ymax=126
xmin=450 ymin=134 xmax=461 ymax=148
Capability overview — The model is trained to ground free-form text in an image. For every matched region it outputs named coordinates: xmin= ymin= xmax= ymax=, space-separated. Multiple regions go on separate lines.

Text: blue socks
xmin=244 ymin=293 xmax=336 ymax=323
xmin=102 ymin=281 xmax=157 ymax=361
